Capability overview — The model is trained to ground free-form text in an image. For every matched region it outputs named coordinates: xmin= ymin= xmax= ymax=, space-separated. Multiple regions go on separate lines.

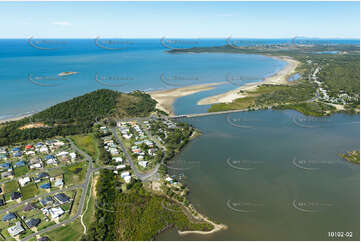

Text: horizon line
xmin=0 ymin=37 xmax=360 ymax=40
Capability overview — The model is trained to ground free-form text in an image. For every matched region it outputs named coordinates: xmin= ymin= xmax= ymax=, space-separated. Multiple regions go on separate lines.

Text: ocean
xmin=0 ymin=38 xmax=359 ymax=119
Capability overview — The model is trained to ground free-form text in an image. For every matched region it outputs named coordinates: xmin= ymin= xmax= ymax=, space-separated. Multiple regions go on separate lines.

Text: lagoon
xmin=159 ymin=110 xmax=360 ymax=240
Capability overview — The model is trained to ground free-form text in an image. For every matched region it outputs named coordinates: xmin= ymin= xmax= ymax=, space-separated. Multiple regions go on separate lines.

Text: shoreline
xmin=197 ymin=56 xmax=300 ymax=105
xmin=147 ymin=82 xmax=225 ymax=115
xmin=178 ymin=204 xmax=228 ymax=236
xmin=0 ymin=56 xmax=298 ymax=123
xmin=0 ymin=113 xmax=33 ymax=124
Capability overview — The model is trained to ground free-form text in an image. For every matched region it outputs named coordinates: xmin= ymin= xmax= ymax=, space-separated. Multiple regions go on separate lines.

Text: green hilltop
xmin=0 ymin=89 xmax=158 ymax=145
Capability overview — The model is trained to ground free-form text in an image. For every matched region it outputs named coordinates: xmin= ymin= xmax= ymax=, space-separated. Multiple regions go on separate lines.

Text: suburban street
xmin=19 ymin=138 xmax=94 ymax=241
xmin=111 ymin=126 xmax=160 ymax=181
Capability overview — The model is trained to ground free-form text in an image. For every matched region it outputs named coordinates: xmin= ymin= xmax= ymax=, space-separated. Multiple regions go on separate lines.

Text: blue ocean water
xmin=0 ymin=38 xmax=358 ymax=119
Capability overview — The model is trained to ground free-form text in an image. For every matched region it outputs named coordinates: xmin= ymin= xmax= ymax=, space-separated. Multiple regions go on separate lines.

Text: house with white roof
xmin=19 ymin=177 xmax=31 ymax=187
xmin=124 ymin=175 xmax=131 ymax=183
xmin=49 ymin=207 xmax=64 ymax=219
xmin=120 ymin=171 xmax=130 ymax=178
xmin=113 ymin=157 xmax=123 ymax=163
xmin=116 ymin=165 xmax=126 ymax=170
xmin=39 ymin=146 xmax=49 ymax=153
xmin=69 ymin=152 xmax=76 ymax=160
xmin=139 ymin=161 xmax=148 ymax=168
xmin=8 ymin=222 xmax=24 ymax=237
xmin=56 ymin=151 xmax=69 ymax=157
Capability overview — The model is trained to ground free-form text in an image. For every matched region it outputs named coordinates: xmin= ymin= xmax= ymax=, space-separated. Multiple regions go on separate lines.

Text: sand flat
xmin=197 ymin=56 xmax=300 ymax=105
xmin=148 ymin=82 xmax=225 ymax=115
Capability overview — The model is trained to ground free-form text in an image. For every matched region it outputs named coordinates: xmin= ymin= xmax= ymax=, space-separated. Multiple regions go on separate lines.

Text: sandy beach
xmin=197 ymin=56 xmax=300 ymax=105
xmin=147 ymin=82 xmax=225 ymax=115
xmin=0 ymin=114 xmax=32 ymax=124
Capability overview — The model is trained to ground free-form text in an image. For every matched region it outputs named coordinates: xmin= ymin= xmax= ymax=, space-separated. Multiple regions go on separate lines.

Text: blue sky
xmin=1 ymin=1 xmax=360 ymax=38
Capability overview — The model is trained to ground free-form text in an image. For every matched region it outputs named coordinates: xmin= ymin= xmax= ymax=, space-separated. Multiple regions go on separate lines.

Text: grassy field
xmin=44 ymin=218 xmax=84 ymax=241
xmin=13 ymin=166 xmax=29 ymax=177
xmin=63 ymin=162 xmax=88 ymax=185
xmin=208 ymin=96 xmax=257 ymax=112
xmin=70 ymin=134 xmax=98 ymax=160
xmin=20 ymin=183 xmax=38 ymax=200
xmin=4 ymin=180 xmax=19 ymax=193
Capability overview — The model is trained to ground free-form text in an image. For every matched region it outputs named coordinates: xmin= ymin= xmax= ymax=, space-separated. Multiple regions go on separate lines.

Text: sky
xmin=0 ymin=1 xmax=360 ymax=38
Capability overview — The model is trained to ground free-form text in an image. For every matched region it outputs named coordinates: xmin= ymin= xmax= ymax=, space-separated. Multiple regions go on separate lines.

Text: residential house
xmin=39 ymin=146 xmax=49 ymax=153
xmin=8 ymin=221 xmax=24 ymax=237
xmin=113 ymin=157 xmax=123 ymax=163
xmin=54 ymin=177 xmax=64 ymax=188
xmin=25 ymin=218 xmax=41 ymax=228
xmin=56 ymin=151 xmax=69 ymax=157
xmin=54 ymin=193 xmax=70 ymax=204
xmin=0 ymin=162 xmax=10 ymax=170
xmin=124 ymin=175 xmax=131 ymax=183
xmin=19 ymin=177 xmax=31 ymax=187
xmin=116 ymin=165 xmax=126 ymax=170
xmin=120 ymin=171 xmax=130 ymax=178
xmin=15 ymin=160 xmax=26 ymax=167
xmin=40 ymin=183 xmax=51 ymax=189
xmin=11 ymin=192 xmax=22 ymax=200
xmin=69 ymin=152 xmax=76 ymax=160
xmin=23 ymin=203 xmax=37 ymax=212
xmin=1 ymin=171 xmax=13 ymax=179
xmin=49 ymin=207 xmax=64 ymax=219
xmin=37 ymin=172 xmax=49 ymax=179
xmin=40 ymin=196 xmax=53 ymax=207
xmin=139 ymin=161 xmax=148 ymax=168
xmin=2 ymin=212 xmax=16 ymax=221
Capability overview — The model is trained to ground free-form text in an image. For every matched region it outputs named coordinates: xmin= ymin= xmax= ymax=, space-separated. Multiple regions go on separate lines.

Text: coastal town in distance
xmin=0 ymin=1 xmax=360 ymax=241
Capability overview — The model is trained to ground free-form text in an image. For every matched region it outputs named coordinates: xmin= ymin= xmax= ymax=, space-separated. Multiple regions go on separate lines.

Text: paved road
xmin=0 ymin=184 xmax=82 ymax=215
xmin=138 ymin=120 xmax=166 ymax=151
xmin=169 ymin=108 xmax=249 ymax=119
xmin=21 ymin=138 xmax=94 ymax=241
xmin=0 ymin=163 xmax=74 ymax=186
xmin=111 ymin=127 xmax=160 ymax=181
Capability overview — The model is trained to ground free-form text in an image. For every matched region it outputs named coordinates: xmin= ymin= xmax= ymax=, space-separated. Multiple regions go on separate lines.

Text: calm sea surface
xmin=159 ymin=110 xmax=360 ymax=240
xmin=0 ymin=38 xmax=358 ymax=119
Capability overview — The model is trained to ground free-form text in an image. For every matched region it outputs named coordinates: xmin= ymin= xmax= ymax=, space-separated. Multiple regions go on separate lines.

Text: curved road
xmin=21 ymin=138 xmax=93 ymax=241
xmin=111 ymin=127 xmax=160 ymax=181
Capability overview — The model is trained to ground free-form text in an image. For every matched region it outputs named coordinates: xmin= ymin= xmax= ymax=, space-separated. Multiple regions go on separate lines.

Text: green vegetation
xmin=83 ymin=170 xmax=212 ymax=241
xmin=340 ymin=150 xmax=360 ymax=164
xmin=70 ymin=134 xmax=98 ymax=159
xmin=13 ymin=166 xmax=29 ymax=177
xmin=4 ymin=180 xmax=18 ymax=193
xmin=82 ymin=169 xmax=117 ymax=240
xmin=0 ymin=89 xmax=158 ymax=146
xmin=20 ymin=183 xmax=38 ymax=200
xmin=276 ymin=102 xmax=336 ymax=116
xmin=63 ymin=162 xmax=88 ymax=185
xmin=173 ymin=44 xmax=360 ymax=117
xmin=316 ymin=54 xmax=360 ymax=100
xmin=45 ymin=219 xmax=84 ymax=241
xmin=209 ymin=96 xmax=257 ymax=112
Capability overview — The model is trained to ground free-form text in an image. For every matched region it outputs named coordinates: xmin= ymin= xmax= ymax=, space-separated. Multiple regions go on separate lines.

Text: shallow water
xmin=158 ymin=110 xmax=360 ymax=240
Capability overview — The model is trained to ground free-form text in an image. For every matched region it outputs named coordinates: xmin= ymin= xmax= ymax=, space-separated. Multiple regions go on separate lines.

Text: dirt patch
xmin=92 ymin=175 xmax=99 ymax=198
xmin=18 ymin=122 xmax=48 ymax=130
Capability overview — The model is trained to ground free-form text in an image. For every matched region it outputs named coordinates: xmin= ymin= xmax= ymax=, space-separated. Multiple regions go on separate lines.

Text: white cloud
xmin=52 ymin=21 xmax=71 ymax=26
